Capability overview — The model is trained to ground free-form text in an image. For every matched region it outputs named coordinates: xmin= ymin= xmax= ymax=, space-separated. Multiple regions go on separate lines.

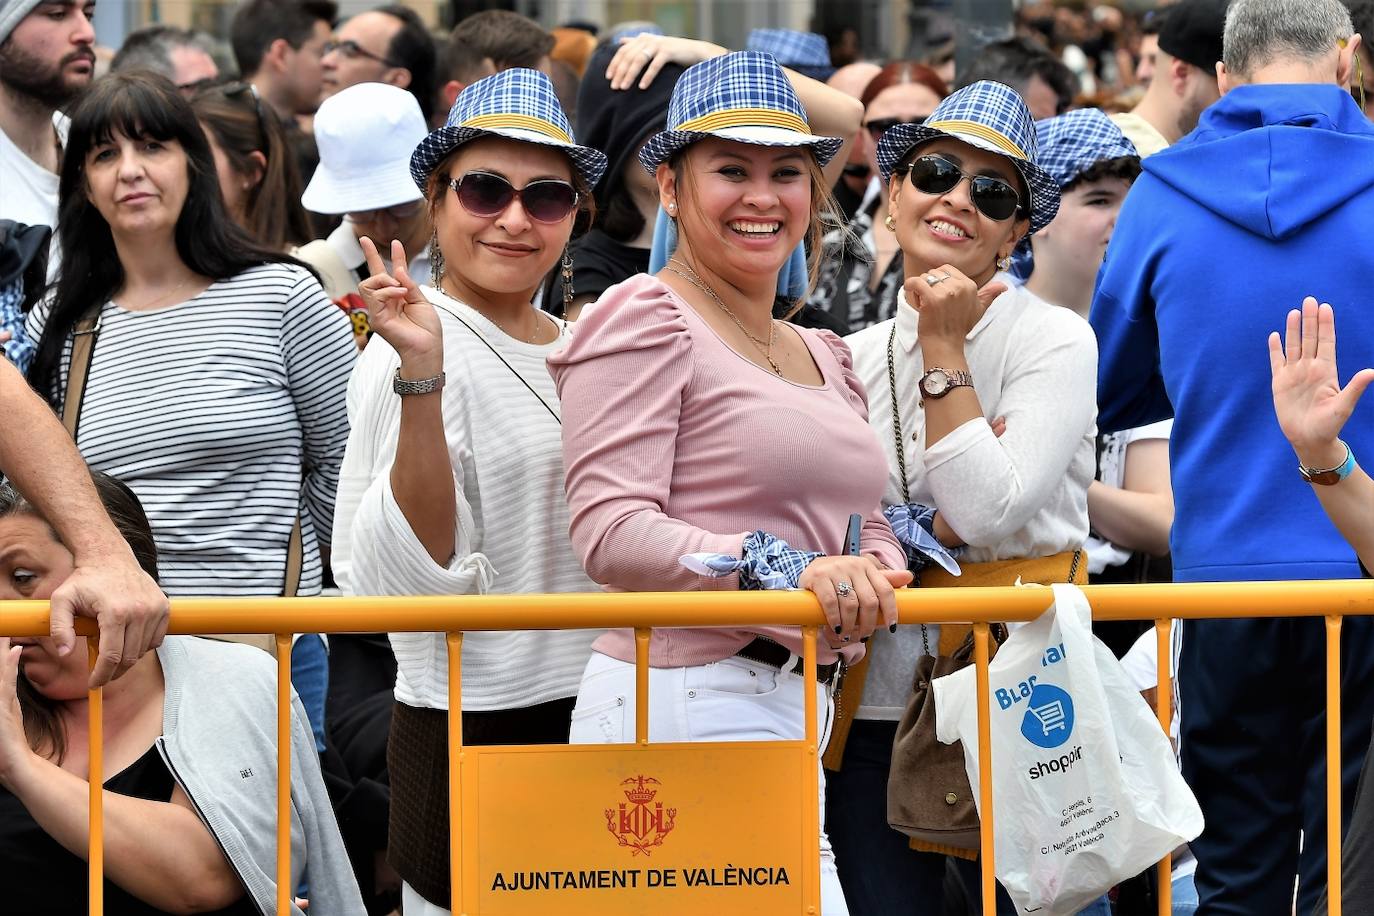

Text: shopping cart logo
xmin=1020 ymin=684 xmax=1075 ymax=749
xmin=606 ymin=775 xmax=677 ymax=856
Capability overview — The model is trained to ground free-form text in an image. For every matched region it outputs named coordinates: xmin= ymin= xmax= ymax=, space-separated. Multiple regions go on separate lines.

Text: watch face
xmin=922 ymin=369 xmax=950 ymax=396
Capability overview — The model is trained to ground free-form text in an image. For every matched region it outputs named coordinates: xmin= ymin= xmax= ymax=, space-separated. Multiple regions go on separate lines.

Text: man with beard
xmin=1109 ymin=0 xmax=1226 ymax=157
xmin=0 ymin=1 xmax=96 ymax=239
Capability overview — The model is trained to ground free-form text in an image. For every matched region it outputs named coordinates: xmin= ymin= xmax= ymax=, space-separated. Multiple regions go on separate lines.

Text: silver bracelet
xmin=392 ymin=367 xmax=445 ymax=396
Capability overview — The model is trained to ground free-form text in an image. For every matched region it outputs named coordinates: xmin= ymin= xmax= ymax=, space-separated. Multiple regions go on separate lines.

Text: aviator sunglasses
xmin=448 ymin=171 xmax=580 ymax=223
xmin=894 ymin=154 xmax=1023 ymax=222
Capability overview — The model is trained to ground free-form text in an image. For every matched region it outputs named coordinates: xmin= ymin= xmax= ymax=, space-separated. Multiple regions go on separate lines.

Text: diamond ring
xmin=835 ymin=581 xmax=854 ymax=598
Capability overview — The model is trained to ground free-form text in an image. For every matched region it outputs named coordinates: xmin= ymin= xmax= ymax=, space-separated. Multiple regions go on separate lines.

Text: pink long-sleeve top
xmin=547 ymin=273 xmax=906 ymax=667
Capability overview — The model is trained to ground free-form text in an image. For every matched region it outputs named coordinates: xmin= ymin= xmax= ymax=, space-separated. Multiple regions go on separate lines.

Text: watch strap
xmin=1299 ymin=440 xmax=1356 ymax=486
xmin=921 ymin=367 xmax=973 ymax=398
xmin=393 ymin=367 xmax=445 ymax=396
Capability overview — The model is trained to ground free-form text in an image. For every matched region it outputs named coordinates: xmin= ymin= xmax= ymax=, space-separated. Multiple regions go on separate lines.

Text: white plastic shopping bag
xmin=933 ymin=583 xmax=1203 ymax=915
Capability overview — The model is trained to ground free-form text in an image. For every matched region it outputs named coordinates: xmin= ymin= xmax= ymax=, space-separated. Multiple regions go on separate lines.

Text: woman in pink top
xmin=547 ymin=52 xmax=909 ymax=914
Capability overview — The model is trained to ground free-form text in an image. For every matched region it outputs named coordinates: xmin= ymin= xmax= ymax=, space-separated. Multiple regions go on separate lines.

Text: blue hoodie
xmin=1091 ymin=84 xmax=1374 ymax=584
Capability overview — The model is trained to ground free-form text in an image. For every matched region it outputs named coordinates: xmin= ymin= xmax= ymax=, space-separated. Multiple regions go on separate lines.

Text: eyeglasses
xmin=448 ymin=171 xmax=579 ymax=224
xmin=346 ymin=200 xmax=425 ymax=223
xmin=895 ymin=154 xmax=1023 ymax=222
xmin=865 ymin=116 xmax=927 ymax=141
xmin=323 ymin=39 xmax=402 ymax=68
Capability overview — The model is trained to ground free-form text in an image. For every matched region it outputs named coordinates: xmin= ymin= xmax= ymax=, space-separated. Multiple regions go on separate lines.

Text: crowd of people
xmin=0 ymin=0 xmax=1371 ymax=914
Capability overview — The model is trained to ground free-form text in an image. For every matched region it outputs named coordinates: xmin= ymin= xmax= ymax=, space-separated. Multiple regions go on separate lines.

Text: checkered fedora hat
xmin=746 ymin=28 xmax=834 ymax=80
xmin=410 ymin=68 xmax=607 ymax=190
xmin=1034 ymin=108 xmax=1138 ymax=190
xmin=876 ymin=80 xmax=1060 ymax=234
xmin=638 ymin=51 xmax=843 ymax=173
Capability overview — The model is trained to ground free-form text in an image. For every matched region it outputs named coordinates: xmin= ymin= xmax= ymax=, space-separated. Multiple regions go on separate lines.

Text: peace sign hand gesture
xmin=1268 ymin=297 xmax=1374 ymax=467
xmin=359 ymin=237 xmax=444 ymax=374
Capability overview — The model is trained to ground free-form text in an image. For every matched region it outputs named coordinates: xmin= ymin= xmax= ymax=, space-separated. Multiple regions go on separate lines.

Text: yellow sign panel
xmin=459 ymin=741 xmax=816 ymax=915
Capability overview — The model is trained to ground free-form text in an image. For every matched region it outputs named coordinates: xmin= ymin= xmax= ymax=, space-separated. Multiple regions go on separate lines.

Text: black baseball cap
xmin=1158 ymin=0 xmax=1229 ymax=72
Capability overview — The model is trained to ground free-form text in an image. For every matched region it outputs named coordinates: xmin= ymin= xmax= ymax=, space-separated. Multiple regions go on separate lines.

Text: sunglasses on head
xmin=896 ymin=154 xmax=1023 ymax=222
xmin=448 ymin=171 xmax=580 ymax=224
xmin=865 ymin=116 xmax=926 ymax=141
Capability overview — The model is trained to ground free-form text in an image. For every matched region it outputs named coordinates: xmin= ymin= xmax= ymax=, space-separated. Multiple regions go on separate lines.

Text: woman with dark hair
xmin=837 ymin=81 xmax=1096 ymax=912
xmin=0 ymin=472 xmax=365 ymax=915
xmin=333 ymin=69 xmax=605 ymax=916
xmin=191 ymin=81 xmax=315 ymax=250
xmin=809 ymin=61 xmax=949 ymax=334
xmin=24 ymin=71 xmax=355 ymax=749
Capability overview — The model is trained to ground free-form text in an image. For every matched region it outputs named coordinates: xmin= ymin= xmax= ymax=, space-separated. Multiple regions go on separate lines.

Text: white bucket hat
xmin=302 ymin=82 xmax=428 ymax=215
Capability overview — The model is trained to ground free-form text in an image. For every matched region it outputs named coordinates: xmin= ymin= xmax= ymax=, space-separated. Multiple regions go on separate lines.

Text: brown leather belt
xmin=735 ymin=636 xmax=840 ymax=685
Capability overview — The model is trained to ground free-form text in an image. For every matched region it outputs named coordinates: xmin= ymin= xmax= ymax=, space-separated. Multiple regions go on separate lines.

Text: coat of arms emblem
xmin=606 ymin=775 xmax=677 ymax=856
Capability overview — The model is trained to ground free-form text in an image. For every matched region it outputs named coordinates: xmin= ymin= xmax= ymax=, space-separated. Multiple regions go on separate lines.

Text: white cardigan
xmin=332 ymin=288 xmax=599 ymax=712
xmin=844 ymin=281 xmax=1098 ymax=718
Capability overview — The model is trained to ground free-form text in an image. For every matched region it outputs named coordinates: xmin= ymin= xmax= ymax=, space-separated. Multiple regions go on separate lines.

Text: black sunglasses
xmin=448 ymin=171 xmax=579 ymax=224
xmin=865 ymin=116 xmax=926 ymax=141
xmin=896 ymin=154 xmax=1023 ymax=222
xmin=220 ymin=81 xmax=272 ymax=141
xmin=323 ymin=39 xmax=402 ymax=68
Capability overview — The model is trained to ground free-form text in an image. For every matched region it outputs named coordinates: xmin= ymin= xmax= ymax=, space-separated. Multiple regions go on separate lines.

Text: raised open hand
xmin=606 ymin=34 xmax=726 ymax=90
xmin=1268 ymin=297 xmax=1373 ymax=466
xmin=358 ymin=238 xmax=443 ymax=371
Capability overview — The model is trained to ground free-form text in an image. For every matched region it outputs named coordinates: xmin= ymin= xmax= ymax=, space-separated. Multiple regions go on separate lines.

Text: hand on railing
xmin=49 ymin=547 xmax=169 ymax=688
xmin=800 ymin=555 xmax=912 ymax=646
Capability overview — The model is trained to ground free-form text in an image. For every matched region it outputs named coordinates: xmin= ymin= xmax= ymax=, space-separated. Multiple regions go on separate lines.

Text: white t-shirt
xmin=1085 ymin=419 xmax=1173 ymax=574
xmin=0 ymin=113 xmax=66 ymax=278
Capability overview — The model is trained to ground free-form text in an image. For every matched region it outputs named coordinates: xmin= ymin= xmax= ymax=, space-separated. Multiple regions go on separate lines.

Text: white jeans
xmin=401 ymin=882 xmax=449 ymax=915
xmin=569 ymin=651 xmax=850 ymax=916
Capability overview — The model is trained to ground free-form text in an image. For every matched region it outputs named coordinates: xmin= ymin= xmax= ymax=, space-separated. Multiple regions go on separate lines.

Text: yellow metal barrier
xmin=3 ymin=579 xmax=1373 ymax=916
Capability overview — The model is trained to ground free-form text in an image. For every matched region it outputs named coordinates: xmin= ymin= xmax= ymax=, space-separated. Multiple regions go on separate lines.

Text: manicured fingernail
xmin=834 ymin=625 xmax=842 ymax=634
xmin=889 ymin=623 xmax=898 ymax=634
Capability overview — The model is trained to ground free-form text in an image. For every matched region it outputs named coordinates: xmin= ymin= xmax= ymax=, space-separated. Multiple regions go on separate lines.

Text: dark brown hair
xmin=451 ymin=10 xmax=553 ymax=71
xmin=0 ymin=473 xmax=159 ymax=764
xmin=191 ymin=82 xmax=314 ymax=249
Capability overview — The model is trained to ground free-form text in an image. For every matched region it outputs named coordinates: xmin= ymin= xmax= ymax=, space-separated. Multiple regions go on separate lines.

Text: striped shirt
xmin=332 ymin=288 xmax=600 ymax=712
xmin=28 ymin=263 xmax=356 ymax=597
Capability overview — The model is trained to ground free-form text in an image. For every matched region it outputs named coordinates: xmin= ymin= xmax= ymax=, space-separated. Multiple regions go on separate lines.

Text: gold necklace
xmin=664 ymin=258 xmax=781 ymax=376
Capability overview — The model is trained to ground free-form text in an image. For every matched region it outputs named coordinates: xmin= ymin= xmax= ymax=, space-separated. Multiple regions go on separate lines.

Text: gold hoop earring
xmin=884 ymin=214 xmax=897 ymax=232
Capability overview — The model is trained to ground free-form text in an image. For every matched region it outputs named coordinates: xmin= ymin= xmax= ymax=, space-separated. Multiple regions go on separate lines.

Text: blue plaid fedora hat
xmin=410 ymin=68 xmax=607 ymax=190
xmin=746 ymin=28 xmax=834 ymax=80
xmin=1034 ymin=108 xmax=1138 ymax=190
xmin=876 ymin=80 xmax=1060 ymax=234
xmin=638 ymin=51 xmax=843 ymax=173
